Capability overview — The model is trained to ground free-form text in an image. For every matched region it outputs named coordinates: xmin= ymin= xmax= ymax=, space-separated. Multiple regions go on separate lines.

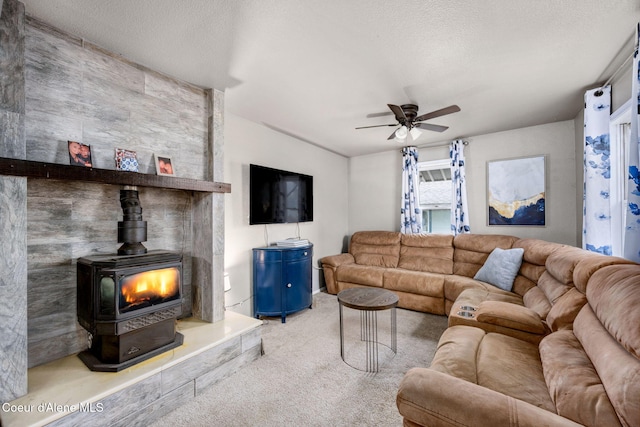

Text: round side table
xmin=337 ymin=287 xmax=398 ymax=372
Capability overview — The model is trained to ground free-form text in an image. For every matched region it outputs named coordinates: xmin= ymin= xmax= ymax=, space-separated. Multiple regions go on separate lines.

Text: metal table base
xmin=338 ymin=288 xmax=398 ymax=373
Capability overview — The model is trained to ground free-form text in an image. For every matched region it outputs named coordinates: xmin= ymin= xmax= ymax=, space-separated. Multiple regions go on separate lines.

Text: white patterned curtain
xmin=624 ymin=24 xmax=640 ymax=262
xmin=583 ymin=86 xmax=612 ymax=255
xmin=450 ymin=140 xmax=470 ymax=235
xmin=400 ymin=146 xmax=422 ymax=234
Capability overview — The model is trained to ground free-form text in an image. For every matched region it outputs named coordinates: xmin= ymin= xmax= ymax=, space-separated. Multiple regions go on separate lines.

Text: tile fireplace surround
xmin=0 ymin=1 xmax=263 ymax=424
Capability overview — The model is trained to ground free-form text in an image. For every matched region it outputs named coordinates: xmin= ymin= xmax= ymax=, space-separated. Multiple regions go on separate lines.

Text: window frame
xmin=609 ymin=98 xmax=632 ymax=256
xmin=417 ymin=158 xmax=452 ymax=234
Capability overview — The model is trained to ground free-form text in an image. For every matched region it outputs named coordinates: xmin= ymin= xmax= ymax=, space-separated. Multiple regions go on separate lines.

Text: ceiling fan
xmin=356 ymin=103 xmax=460 ymax=141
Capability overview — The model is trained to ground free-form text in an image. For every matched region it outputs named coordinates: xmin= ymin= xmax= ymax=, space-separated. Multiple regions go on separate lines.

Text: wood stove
xmin=76 ymin=187 xmax=184 ymax=372
xmin=76 ymin=250 xmax=184 ymax=371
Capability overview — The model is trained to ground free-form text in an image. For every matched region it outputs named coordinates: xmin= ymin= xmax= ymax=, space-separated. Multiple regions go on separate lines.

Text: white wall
xmin=349 ymin=120 xmax=579 ymax=246
xmin=225 ymin=116 xmax=583 ymax=318
xmin=460 ymin=121 xmax=577 ymax=244
xmin=223 ymin=113 xmax=349 ymax=316
xmin=347 ymin=150 xmax=402 ymax=234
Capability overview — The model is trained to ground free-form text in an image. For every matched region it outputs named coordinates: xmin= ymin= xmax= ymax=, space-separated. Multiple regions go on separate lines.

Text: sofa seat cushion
xmin=430 ymin=325 xmax=556 ymax=412
xmin=397 ymin=369 xmax=582 ymax=427
xmin=443 ymin=275 xmax=491 ymax=304
xmin=335 ymin=264 xmax=385 ymax=287
xmin=444 ymin=278 xmax=521 ymax=309
xmin=383 ymin=269 xmax=444 ymax=297
xmin=454 ymin=287 xmax=524 ymax=307
xmin=540 ymin=330 xmax=622 ymax=427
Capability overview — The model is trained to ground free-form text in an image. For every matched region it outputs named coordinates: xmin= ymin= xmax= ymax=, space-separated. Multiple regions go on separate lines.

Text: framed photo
xmin=487 ymin=155 xmax=546 ymax=226
xmin=155 ymin=154 xmax=174 ymax=176
xmin=115 ymin=148 xmax=139 ymax=172
xmin=68 ymin=141 xmax=93 ymax=167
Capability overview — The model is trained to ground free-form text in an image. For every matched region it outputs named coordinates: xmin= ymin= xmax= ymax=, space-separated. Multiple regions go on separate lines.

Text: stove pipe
xmin=117 ymin=186 xmax=147 ymax=255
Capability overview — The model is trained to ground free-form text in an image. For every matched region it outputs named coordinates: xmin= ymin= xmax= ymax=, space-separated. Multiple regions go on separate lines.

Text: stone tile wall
xmin=0 ymin=0 xmax=27 ymax=403
xmin=0 ymin=0 xmax=227 ymax=402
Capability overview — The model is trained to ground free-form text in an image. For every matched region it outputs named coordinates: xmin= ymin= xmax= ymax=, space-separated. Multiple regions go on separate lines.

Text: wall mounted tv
xmin=249 ymin=164 xmax=314 ymax=225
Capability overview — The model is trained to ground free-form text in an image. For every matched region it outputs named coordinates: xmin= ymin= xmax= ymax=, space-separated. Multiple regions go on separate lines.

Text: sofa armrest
xmin=320 ymin=253 xmax=354 ymax=268
xmin=397 ymin=368 xmax=581 ymax=427
xmin=320 ymin=253 xmax=354 ymax=294
xmin=475 ymin=300 xmax=547 ymax=334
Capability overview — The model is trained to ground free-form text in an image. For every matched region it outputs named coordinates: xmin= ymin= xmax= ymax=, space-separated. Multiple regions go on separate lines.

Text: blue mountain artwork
xmin=489 ymin=198 xmax=545 ymax=226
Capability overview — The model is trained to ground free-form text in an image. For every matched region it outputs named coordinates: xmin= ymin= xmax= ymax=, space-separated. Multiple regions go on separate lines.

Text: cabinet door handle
xmin=287 ymin=283 xmax=292 ymax=288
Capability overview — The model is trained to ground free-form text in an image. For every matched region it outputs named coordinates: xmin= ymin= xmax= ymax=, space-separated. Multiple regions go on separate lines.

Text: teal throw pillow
xmin=473 ymin=247 xmax=525 ymax=292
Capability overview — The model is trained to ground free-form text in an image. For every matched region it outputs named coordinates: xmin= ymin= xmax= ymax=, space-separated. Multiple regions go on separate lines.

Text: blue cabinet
xmin=252 ymin=244 xmax=313 ymax=323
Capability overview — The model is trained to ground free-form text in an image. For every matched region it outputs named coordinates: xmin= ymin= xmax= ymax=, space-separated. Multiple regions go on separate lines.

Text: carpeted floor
xmin=150 ymin=291 xmax=448 ymax=427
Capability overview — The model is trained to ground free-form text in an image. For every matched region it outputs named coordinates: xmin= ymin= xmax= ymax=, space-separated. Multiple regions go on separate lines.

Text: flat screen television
xmin=249 ymin=164 xmax=313 ymax=225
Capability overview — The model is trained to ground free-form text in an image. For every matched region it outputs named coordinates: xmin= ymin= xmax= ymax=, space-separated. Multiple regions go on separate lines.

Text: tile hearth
xmin=0 ymin=313 xmax=262 ymax=427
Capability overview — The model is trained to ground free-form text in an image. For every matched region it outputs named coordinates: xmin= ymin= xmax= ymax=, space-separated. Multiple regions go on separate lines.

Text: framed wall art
xmin=155 ymin=154 xmax=174 ymax=176
xmin=487 ymin=155 xmax=546 ymax=226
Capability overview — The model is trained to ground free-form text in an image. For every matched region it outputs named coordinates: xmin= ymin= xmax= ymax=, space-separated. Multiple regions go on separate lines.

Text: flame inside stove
xmin=120 ymin=267 xmax=180 ymax=310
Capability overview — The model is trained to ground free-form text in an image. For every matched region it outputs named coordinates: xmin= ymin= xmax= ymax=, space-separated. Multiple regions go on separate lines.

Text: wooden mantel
xmin=0 ymin=157 xmax=231 ymax=193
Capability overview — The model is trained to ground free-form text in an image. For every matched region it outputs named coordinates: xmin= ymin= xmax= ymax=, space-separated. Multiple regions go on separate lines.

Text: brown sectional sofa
xmin=319 ymin=231 xmax=640 ymax=426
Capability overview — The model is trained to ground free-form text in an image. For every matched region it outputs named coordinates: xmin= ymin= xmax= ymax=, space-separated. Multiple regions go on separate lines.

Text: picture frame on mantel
xmin=487 ymin=154 xmax=546 ymax=226
xmin=155 ymin=154 xmax=175 ymax=176
xmin=115 ymin=148 xmax=139 ymax=172
xmin=68 ymin=141 xmax=93 ymax=168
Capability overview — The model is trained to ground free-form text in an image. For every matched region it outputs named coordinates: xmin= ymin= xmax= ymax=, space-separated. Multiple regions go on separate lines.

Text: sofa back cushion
xmin=452 ymin=234 xmax=518 ymax=278
xmin=511 ymin=238 xmax=563 ymax=297
xmin=512 ymin=241 xmax=632 ymax=333
xmin=544 ymin=263 xmax=640 ymax=426
xmin=572 ymin=254 xmax=635 ymax=294
xmin=585 ymin=264 xmax=640 ymax=361
xmin=523 ymin=246 xmax=595 ymax=327
xmin=540 ymin=330 xmax=622 ymax=426
xmin=525 ymin=246 xmax=629 ymax=332
xmin=349 ymin=231 xmax=401 ymax=268
xmin=548 ymin=254 xmax=633 ymax=331
xmin=398 ymin=234 xmax=454 ymax=274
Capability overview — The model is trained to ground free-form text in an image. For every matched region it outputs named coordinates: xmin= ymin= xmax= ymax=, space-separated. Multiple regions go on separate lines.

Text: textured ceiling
xmin=20 ymin=0 xmax=640 ymax=157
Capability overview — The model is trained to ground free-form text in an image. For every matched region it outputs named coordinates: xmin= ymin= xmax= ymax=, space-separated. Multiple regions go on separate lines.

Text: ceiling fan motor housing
xmin=400 ymin=104 xmax=419 ymax=123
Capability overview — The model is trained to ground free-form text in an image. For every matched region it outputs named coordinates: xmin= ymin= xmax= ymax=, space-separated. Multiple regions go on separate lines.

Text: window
xmin=609 ymin=99 xmax=632 ymax=256
xmin=418 ymin=159 xmax=452 ymax=233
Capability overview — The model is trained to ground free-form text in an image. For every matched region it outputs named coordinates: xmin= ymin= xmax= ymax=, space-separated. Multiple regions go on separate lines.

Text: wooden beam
xmin=0 ymin=157 xmax=231 ymax=193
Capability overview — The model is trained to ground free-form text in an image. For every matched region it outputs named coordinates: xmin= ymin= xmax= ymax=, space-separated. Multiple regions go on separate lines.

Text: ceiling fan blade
xmin=414 ymin=105 xmax=460 ymax=122
xmin=355 ymin=123 xmax=397 ymax=129
xmin=387 ymin=104 xmax=406 ymax=122
xmin=414 ymin=122 xmax=449 ymax=132
xmin=366 ymin=111 xmax=394 ymax=119
xmin=387 ymin=128 xmax=400 ymax=140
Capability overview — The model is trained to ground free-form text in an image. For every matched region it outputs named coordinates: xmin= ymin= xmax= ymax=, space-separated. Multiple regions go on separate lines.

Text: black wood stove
xmin=76 ymin=188 xmax=184 ymax=372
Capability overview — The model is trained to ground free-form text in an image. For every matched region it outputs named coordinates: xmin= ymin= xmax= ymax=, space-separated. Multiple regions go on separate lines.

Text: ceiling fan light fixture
xmin=357 ymin=103 xmax=461 ymax=141
xmin=395 ymin=125 xmax=408 ymax=141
